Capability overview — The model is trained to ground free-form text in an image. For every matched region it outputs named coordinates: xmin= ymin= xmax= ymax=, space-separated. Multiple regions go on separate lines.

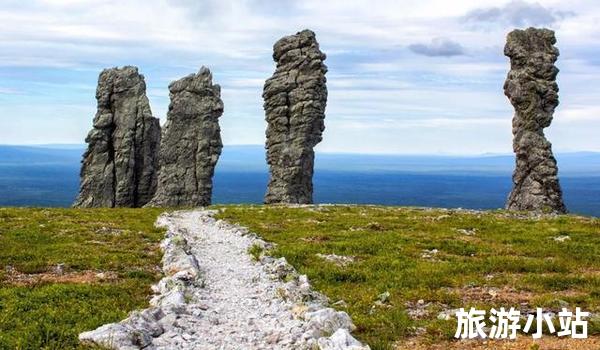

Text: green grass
xmin=0 ymin=207 xmax=165 ymax=349
xmin=216 ymin=205 xmax=600 ymax=349
xmin=248 ymin=243 xmax=265 ymax=261
xmin=2 ymin=205 xmax=599 ymax=349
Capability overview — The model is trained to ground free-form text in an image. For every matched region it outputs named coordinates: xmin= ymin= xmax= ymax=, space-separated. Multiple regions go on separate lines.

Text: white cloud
xmin=556 ymin=106 xmax=600 ymax=122
xmin=409 ymin=38 xmax=466 ymax=57
xmin=0 ymin=0 xmax=597 ymax=154
xmin=464 ymin=0 xmax=574 ymax=28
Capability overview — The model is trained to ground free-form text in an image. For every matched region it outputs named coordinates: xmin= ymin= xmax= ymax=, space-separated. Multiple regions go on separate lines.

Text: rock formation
xmin=504 ymin=28 xmax=567 ymax=213
xmin=74 ymin=66 xmax=160 ymax=208
xmin=263 ymin=29 xmax=327 ymax=204
xmin=147 ymin=67 xmax=223 ymax=207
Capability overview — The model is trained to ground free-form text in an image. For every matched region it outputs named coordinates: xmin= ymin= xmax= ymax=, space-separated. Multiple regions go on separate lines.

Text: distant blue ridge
xmin=1 ymin=144 xmax=600 ymax=216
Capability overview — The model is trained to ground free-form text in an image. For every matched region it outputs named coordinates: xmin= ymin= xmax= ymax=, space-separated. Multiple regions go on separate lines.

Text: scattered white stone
xmin=316 ymin=253 xmax=355 ymax=267
xmin=455 ymin=228 xmax=477 ymax=236
xmin=318 ymin=329 xmax=369 ymax=350
xmin=53 ymin=263 xmax=65 ymax=275
xmin=79 ymin=324 xmax=141 ymax=350
xmin=79 ymin=209 xmax=368 ymax=349
xmin=437 ymin=308 xmax=461 ymax=321
xmin=305 ymin=308 xmax=356 ymax=338
xmin=421 ymin=249 xmax=438 ymax=259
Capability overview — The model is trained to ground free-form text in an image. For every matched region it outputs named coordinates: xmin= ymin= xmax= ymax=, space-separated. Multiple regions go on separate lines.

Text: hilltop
xmin=0 ymin=205 xmax=599 ymax=349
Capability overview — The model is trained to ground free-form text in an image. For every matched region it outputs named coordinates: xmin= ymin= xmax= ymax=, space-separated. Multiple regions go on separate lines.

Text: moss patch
xmin=0 ymin=207 xmax=165 ymax=349
xmin=216 ymin=205 xmax=600 ymax=350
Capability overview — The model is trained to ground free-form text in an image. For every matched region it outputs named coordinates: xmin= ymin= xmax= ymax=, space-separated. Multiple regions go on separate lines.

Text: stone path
xmin=79 ymin=209 xmax=368 ymax=350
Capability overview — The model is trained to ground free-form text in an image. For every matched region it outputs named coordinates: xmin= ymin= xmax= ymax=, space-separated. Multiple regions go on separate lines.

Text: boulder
xmin=318 ymin=329 xmax=370 ymax=350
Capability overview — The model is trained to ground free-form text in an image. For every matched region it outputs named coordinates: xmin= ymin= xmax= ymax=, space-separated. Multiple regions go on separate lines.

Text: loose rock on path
xmin=79 ymin=209 xmax=368 ymax=350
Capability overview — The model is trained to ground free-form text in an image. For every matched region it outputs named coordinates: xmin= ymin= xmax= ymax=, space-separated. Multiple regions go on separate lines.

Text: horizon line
xmin=2 ymin=143 xmax=600 ymax=158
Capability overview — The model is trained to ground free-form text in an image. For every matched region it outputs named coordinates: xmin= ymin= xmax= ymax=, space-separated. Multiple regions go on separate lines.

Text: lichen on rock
xmin=147 ymin=67 xmax=223 ymax=207
xmin=504 ymin=27 xmax=567 ymax=213
xmin=263 ymin=29 xmax=328 ymax=204
xmin=74 ymin=66 xmax=160 ymax=208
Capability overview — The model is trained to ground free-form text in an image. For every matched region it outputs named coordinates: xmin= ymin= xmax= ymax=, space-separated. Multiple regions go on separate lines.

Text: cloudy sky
xmin=0 ymin=0 xmax=599 ymax=154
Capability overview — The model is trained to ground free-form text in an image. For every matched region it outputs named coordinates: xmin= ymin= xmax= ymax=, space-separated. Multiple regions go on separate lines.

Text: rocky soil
xmin=79 ymin=209 xmax=368 ymax=349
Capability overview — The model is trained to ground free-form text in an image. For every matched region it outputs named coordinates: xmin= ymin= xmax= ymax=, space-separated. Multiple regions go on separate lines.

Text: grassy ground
xmin=0 ymin=207 xmax=165 ymax=350
xmin=216 ymin=205 xmax=600 ymax=350
xmin=1 ymin=205 xmax=599 ymax=349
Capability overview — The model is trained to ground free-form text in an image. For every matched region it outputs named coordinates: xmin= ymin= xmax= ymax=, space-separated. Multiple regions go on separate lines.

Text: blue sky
xmin=0 ymin=0 xmax=599 ymax=154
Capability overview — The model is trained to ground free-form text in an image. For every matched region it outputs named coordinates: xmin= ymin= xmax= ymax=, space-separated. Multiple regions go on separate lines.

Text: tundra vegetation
xmin=1 ymin=205 xmax=599 ymax=349
xmin=0 ymin=207 xmax=164 ymax=349
xmin=216 ymin=205 xmax=600 ymax=349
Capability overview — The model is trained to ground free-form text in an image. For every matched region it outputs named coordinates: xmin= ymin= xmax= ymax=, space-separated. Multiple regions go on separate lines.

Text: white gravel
xmin=79 ymin=209 xmax=368 ymax=350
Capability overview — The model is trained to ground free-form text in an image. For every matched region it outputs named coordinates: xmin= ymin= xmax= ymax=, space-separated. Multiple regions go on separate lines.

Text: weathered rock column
xmin=504 ymin=28 xmax=566 ymax=213
xmin=74 ymin=66 xmax=160 ymax=208
xmin=147 ymin=67 xmax=223 ymax=207
xmin=263 ymin=29 xmax=327 ymax=204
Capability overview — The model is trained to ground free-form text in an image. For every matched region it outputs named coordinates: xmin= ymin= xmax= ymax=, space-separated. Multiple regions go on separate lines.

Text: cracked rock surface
xmin=79 ymin=209 xmax=368 ymax=350
xmin=263 ymin=29 xmax=327 ymax=204
xmin=74 ymin=66 xmax=161 ymax=208
xmin=147 ymin=67 xmax=223 ymax=207
xmin=504 ymin=28 xmax=567 ymax=213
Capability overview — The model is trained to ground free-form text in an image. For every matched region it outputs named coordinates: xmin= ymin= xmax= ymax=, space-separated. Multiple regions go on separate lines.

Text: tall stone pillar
xmin=504 ymin=28 xmax=566 ymax=213
xmin=147 ymin=67 xmax=223 ymax=207
xmin=263 ymin=29 xmax=328 ymax=204
xmin=74 ymin=66 xmax=160 ymax=208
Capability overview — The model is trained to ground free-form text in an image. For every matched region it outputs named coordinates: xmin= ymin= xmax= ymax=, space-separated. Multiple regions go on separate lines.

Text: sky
xmin=0 ymin=0 xmax=599 ymax=155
